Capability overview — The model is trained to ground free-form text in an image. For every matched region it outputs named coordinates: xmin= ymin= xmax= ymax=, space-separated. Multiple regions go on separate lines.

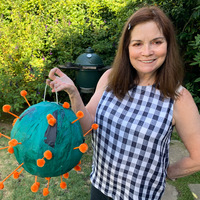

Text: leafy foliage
xmin=0 ymin=0 xmax=127 ymax=111
xmin=0 ymin=0 xmax=200 ymax=111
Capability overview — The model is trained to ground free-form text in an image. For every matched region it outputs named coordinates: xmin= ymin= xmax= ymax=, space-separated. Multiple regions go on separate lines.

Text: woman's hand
xmin=46 ymin=67 xmax=77 ymax=96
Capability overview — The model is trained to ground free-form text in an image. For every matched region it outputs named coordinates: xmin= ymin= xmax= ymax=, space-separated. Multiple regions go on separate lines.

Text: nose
xmin=141 ymin=44 xmax=153 ymax=56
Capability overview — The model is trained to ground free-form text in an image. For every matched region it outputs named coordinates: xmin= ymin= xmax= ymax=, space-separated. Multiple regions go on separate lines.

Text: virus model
xmin=0 ymin=90 xmax=98 ymax=196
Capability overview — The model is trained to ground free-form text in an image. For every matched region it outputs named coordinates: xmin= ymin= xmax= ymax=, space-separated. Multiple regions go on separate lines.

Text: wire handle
xmin=43 ymin=84 xmax=58 ymax=104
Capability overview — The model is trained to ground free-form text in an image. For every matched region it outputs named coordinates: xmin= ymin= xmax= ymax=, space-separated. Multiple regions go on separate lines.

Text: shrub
xmin=0 ymin=0 xmax=200 ymax=112
xmin=0 ymin=0 xmax=126 ymax=111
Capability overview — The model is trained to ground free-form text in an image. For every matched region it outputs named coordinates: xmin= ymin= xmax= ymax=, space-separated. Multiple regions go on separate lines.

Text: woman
xmin=47 ymin=6 xmax=200 ymax=200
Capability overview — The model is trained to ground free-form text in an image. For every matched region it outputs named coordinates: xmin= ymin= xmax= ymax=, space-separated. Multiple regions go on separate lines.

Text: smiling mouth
xmin=140 ymin=59 xmax=156 ymax=63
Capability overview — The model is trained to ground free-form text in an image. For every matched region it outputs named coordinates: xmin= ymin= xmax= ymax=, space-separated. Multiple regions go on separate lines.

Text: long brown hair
xmin=107 ymin=6 xmax=184 ymax=100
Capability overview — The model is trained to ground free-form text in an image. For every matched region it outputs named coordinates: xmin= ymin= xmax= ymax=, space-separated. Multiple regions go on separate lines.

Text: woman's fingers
xmin=47 ymin=67 xmax=76 ymax=94
xmin=49 ymin=67 xmax=66 ymax=80
xmin=46 ymin=79 xmax=51 ymax=86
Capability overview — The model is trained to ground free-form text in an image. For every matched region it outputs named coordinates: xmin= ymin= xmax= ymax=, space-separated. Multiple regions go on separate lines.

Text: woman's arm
xmin=167 ymin=87 xmax=200 ymax=179
xmin=47 ymin=67 xmax=111 ymax=133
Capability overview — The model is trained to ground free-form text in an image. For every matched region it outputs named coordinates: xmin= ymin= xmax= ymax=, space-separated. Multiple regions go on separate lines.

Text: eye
xmin=133 ymin=43 xmax=142 ymax=47
xmin=152 ymin=40 xmax=163 ymax=45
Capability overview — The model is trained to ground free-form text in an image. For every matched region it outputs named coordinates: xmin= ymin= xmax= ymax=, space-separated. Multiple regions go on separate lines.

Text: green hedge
xmin=0 ymin=0 xmax=199 ymax=112
xmin=0 ymin=0 xmax=131 ymax=111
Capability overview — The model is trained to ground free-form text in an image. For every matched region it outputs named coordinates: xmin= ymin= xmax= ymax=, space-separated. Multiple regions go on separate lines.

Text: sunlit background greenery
xmin=0 ymin=0 xmax=199 ymax=112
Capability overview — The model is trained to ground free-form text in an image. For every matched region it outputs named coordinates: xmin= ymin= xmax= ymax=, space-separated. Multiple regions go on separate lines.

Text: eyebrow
xmin=130 ymin=37 xmax=165 ymax=43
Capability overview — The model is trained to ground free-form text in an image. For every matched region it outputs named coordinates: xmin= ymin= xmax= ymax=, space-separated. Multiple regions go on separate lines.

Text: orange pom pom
xmin=92 ymin=123 xmax=99 ymax=130
xmin=0 ymin=182 xmax=4 ymax=190
xmin=36 ymin=182 xmax=40 ymax=187
xmin=79 ymin=143 xmax=88 ymax=153
xmin=20 ymin=90 xmax=27 ymax=97
xmin=43 ymin=188 xmax=49 ymax=196
xmin=60 ymin=182 xmax=67 ymax=189
xmin=13 ymin=171 xmax=19 ymax=179
xmin=44 ymin=150 xmax=52 ymax=160
xmin=31 ymin=183 xmax=39 ymax=193
xmin=8 ymin=139 xmax=18 ymax=147
xmin=76 ymin=111 xmax=84 ymax=118
xmin=12 ymin=118 xmax=18 ymax=126
xmin=74 ymin=165 xmax=81 ymax=171
xmin=2 ymin=105 xmax=11 ymax=112
xmin=48 ymin=118 xmax=56 ymax=126
xmin=63 ymin=102 xmax=70 ymax=109
xmin=45 ymin=177 xmax=51 ymax=181
xmin=37 ymin=159 xmax=45 ymax=167
xmin=46 ymin=114 xmax=53 ymax=120
xmin=63 ymin=172 xmax=69 ymax=179
xmin=8 ymin=146 xmax=14 ymax=154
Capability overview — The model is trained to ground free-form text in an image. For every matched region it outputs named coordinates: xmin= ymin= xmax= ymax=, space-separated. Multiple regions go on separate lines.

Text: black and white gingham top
xmin=90 ymin=84 xmax=174 ymax=200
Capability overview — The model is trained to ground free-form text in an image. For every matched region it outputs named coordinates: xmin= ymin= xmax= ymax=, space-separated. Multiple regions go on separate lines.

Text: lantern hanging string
xmin=43 ymin=84 xmax=58 ymax=104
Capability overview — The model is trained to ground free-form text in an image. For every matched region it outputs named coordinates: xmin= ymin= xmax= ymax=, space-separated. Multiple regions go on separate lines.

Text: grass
xmin=1 ymin=118 xmax=200 ymax=200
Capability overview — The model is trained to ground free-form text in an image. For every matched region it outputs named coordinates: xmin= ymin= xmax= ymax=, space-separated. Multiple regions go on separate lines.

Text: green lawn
xmin=1 ymin=120 xmax=200 ymax=200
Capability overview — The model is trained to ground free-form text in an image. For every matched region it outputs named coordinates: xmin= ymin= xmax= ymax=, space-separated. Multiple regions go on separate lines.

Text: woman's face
xmin=128 ymin=21 xmax=167 ymax=82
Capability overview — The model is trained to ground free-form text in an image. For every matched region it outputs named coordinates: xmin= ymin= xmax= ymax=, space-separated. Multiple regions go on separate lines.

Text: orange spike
xmin=71 ymin=111 xmax=84 ymax=124
xmin=31 ymin=176 xmax=40 ymax=192
xmin=84 ymin=123 xmax=99 ymax=137
xmin=46 ymin=114 xmax=53 ymax=120
xmin=43 ymin=177 xmax=51 ymax=196
xmin=63 ymin=172 xmax=69 ymax=179
xmin=20 ymin=90 xmax=31 ymax=107
xmin=45 ymin=177 xmax=51 ymax=181
xmin=63 ymin=102 xmax=70 ymax=109
xmin=35 ymin=176 xmax=39 ymax=184
xmin=2 ymin=105 xmax=11 ymax=112
xmin=73 ymin=143 xmax=88 ymax=153
xmin=44 ymin=150 xmax=52 ymax=160
xmin=13 ymin=167 xmax=24 ymax=179
xmin=47 ymin=114 xmax=56 ymax=126
xmin=2 ymin=105 xmax=20 ymax=119
xmin=13 ymin=171 xmax=19 ymax=179
xmin=43 ymin=188 xmax=49 ymax=196
xmin=31 ymin=183 xmax=39 ymax=193
xmin=74 ymin=160 xmax=81 ymax=171
xmin=12 ymin=118 xmax=18 ymax=126
xmin=92 ymin=123 xmax=99 ymax=130
xmin=37 ymin=159 xmax=45 ymax=167
xmin=0 ymin=133 xmax=11 ymax=140
xmin=1 ymin=163 xmax=24 ymax=184
xmin=8 ymin=139 xmax=21 ymax=147
xmin=60 ymin=181 xmax=67 ymax=189
xmin=0 ymin=146 xmax=9 ymax=150
xmin=18 ymin=168 xmax=24 ymax=175
xmin=8 ymin=146 xmax=14 ymax=154
xmin=74 ymin=165 xmax=81 ymax=171
xmin=48 ymin=118 xmax=56 ymax=126
xmin=0 ymin=182 xmax=4 ymax=190
xmin=20 ymin=90 xmax=27 ymax=97
xmin=0 ymin=146 xmax=14 ymax=154
xmin=60 ymin=176 xmax=67 ymax=189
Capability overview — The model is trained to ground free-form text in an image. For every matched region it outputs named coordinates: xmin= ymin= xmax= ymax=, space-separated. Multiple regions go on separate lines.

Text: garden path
xmin=162 ymin=140 xmax=200 ymax=200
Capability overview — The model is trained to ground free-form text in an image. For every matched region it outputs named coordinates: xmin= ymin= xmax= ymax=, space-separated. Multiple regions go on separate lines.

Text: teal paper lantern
xmin=11 ymin=101 xmax=84 ymax=178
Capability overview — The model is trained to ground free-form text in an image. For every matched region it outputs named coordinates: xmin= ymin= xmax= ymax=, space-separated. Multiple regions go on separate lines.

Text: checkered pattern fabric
xmin=90 ymin=85 xmax=174 ymax=200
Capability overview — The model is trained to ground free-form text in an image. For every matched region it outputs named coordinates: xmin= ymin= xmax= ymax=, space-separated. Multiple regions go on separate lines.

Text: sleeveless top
xmin=90 ymin=85 xmax=174 ymax=200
